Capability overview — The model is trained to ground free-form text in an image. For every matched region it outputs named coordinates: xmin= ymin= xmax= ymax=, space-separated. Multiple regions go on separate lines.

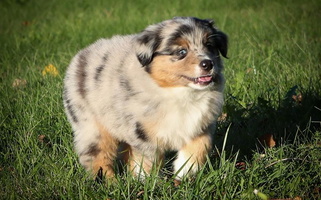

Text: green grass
xmin=1 ymin=0 xmax=321 ymax=199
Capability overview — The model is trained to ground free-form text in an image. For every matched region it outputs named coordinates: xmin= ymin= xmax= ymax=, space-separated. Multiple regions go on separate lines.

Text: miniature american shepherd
xmin=63 ymin=17 xmax=228 ymax=181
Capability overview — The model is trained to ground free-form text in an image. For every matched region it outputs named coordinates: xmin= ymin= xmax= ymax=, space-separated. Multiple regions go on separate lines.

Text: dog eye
xmin=177 ymin=49 xmax=188 ymax=58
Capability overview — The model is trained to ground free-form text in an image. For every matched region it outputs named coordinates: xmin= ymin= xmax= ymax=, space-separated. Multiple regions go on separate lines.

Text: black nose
xmin=199 ymin=59 xmax=214 ymax=71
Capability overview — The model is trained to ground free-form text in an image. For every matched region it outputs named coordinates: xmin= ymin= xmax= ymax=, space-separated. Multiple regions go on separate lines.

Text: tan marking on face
xmin=175 ymin=37 xmax=190 ymax=47
xmin=149 ymin=42 xmax=202 ymax=88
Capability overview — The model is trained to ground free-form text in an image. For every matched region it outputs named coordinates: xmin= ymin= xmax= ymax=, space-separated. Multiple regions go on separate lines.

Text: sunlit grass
xmin=1 ymin=0 xmax=320 ymax=199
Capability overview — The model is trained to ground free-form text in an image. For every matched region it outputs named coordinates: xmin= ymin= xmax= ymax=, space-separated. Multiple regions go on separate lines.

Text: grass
xmin=1 ymin=0 xmax=321 ymax=199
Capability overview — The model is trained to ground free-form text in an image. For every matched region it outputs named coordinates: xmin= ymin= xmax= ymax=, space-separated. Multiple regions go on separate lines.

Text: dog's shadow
xmin=213 ymin=85 xmax=321 ymax=159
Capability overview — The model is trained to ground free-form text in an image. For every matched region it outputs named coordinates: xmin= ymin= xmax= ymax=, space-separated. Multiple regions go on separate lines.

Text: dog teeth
xmin=182 ymin=75 xmax=213 ymax=85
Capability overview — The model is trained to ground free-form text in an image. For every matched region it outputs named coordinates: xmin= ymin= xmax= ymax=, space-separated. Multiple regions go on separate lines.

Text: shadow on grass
xmin=214 ymin=85 xmax=321 ymax=159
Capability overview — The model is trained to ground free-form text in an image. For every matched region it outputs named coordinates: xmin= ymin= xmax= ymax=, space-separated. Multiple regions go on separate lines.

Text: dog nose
xmin=200 ymin=60 xmax=214 ymax=71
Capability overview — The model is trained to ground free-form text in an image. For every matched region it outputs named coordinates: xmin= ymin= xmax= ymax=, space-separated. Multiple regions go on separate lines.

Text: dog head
xmin=135 ymin=17 xmax=228 ymax=90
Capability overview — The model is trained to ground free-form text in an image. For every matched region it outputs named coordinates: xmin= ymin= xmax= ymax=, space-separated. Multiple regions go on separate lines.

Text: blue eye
xmin=177 ymin=49 xmax=188 ymax=58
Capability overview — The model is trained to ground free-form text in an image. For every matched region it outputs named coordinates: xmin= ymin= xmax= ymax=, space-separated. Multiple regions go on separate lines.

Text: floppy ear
xmin=202 ymin=19 xmax=228 ymax=58
xmin=135 ymin=25 xmax=162 ymax=67
xmin=215 ymin=31 xmax=228 ymax=58
xmin=204 ymin=19 xmax=215 ymax=26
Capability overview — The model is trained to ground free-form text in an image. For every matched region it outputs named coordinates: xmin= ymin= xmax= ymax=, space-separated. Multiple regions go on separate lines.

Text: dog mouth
xmin=181 ymin=75 xmax=213 ymax=85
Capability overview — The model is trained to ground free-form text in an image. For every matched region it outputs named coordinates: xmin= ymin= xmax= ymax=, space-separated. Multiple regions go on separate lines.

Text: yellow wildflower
xmin=42 ymin=64 xmax=59 ymax=77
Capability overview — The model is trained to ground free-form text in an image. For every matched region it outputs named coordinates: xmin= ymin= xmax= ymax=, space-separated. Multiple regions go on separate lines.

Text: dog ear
xmin=204 ymin=19 xmax=215 ymax=26
xmin=215 ymin=31 xmax=228 ymax=58
xmin=203 ymin=19 xmax=228 ymax=58
xmin=135 ymin=25 xmax=162 ymax=68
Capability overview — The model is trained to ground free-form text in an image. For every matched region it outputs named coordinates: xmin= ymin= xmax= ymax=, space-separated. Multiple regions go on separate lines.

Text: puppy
xmin=63 ymin=17 xmax=228 ymax=181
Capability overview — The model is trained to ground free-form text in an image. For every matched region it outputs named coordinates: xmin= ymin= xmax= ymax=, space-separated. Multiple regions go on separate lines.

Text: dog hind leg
xmin=76 ymin=120 xmax=118 ymax=180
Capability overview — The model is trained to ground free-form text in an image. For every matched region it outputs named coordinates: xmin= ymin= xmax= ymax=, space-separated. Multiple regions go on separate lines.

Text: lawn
xmin=0 ymin=0 xmax=321 ymax=199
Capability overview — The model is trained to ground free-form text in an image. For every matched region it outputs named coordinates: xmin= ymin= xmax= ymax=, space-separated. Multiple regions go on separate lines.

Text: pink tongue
xmin=197 ymin=76 xmax=212 ymax=83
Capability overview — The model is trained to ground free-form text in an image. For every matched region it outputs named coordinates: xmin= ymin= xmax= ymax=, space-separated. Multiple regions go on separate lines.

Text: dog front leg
xmin=128 ymin=147 xmax=164 ymax=180
xmin=173 ymin=133 xmax=212 ymax=181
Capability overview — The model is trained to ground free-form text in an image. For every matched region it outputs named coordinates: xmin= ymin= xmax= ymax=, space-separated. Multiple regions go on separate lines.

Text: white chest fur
xmin=151 ymin=87 xmax=221 ymax=150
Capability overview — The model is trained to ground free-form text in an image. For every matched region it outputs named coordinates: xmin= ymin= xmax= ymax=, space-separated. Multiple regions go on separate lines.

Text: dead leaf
xmin=12 ymin=78 xmax=27 ymax=88
xmin=104 ymin=9 xmax=113 ymax=17
xmin=38 ymin=134 xmax=52 ymax=147
xmin=259 ymin=133 xmax=276 ymax=148
xmin=22 ymin=21 xmax=31 ymax=26
xmin=246 ymin=68 xmax=253 ymax=74
xmin=292 ymin=93 xmax=303 ymax=103
xmin=137 ymin=190 xmax=144 ymax=197
xmin=218 ymin=113 xmax=227 ymax=122
xmin=174 ymin=179 xmax=181 ymax=187
xmin=235 ymin=161 xmax=246 ymax=170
